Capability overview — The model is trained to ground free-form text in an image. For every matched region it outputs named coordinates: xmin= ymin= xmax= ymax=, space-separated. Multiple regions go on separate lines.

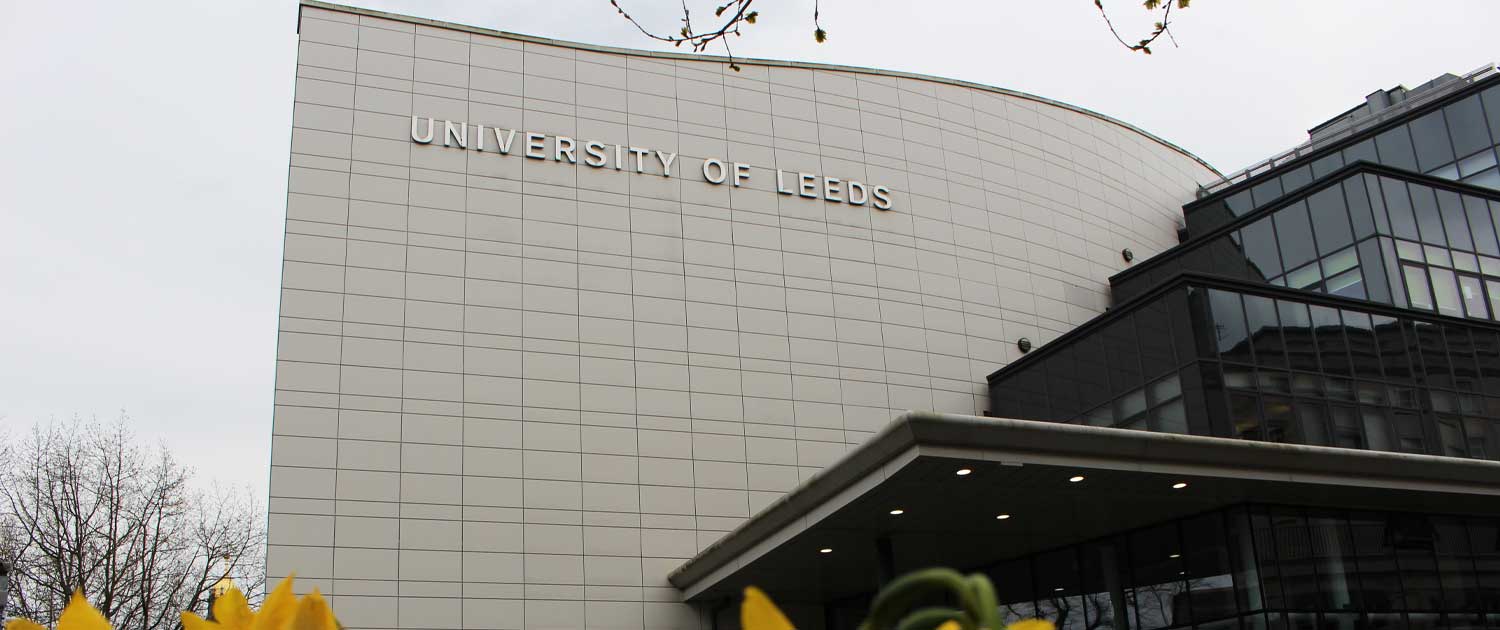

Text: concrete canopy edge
xmin=666 ymin=411 xmax=1500 ymax=593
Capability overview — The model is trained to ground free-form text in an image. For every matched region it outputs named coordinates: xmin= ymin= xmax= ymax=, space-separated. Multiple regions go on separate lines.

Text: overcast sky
xmin=2 ymin=0 xmax=1497 ymax=496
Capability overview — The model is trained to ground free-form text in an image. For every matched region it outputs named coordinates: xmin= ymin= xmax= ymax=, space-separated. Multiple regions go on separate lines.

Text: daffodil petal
xmin=741 ymin=586 xmax=795 ymax=630
xmin=213 ymin=587 xmax=255 ymax=630
xmin=181 ymin=611 xmax=216 ymax=630
xmin=253 ymin=577 xmax=298 ymax=630
xmin=1006 ymin=619 xmax=1056 ymax=630
xmin=57 ymin=591 xmax=112 ymax=630
xmin=289 ymin=590 xmax=340 ymax=630
xmin=6 ymin=619 xmax=50 ymax=630
xmin=935 ymin=622 xmax=963 ymax=630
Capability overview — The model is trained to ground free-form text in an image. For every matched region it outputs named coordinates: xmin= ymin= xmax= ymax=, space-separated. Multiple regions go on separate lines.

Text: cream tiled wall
xmin=268 ymin=4 xmax=1219 ymax=629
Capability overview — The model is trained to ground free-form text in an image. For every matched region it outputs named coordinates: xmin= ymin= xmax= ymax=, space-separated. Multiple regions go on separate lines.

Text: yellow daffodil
xmin=1006 ymin=620 xmax=1056 ymax=630
xmin=741 ymin=586 xmax=795 ymax=630
xmin=7 ymin=577 xmax=340 ymax=630
xmin=5 ymin=592 xmax=112 ymax=630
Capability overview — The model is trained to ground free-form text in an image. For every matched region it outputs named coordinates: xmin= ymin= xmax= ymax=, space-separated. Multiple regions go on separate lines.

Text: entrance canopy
xmin=668 ymin=413 xmax=1500 ymax=604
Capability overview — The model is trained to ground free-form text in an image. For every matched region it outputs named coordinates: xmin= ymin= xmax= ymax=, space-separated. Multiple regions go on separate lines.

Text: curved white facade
xmin=268 ymin=3 xmax=1221 ymax=628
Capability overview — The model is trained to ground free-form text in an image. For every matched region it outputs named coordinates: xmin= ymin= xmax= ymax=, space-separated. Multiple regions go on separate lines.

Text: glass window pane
xmin=1275 ymin=201 xmax=1318 ymax=269
xmin=1397 ymin=239 xmax=1425 ymax=261
xmin=1349 ymin=511 xmax=1402 ymax=610
xmin=1266 ymin=507 xmax=1317 ymax=606
xmin=1464 ymin=194 xmax=1499 ymax=256
xmin=1359 ymin=239 xmax=1392 ymax=304
xmin=1297 ymin=402 xmax=1330 ymax=446
xmin=1307 ymin=512 xmax=1358 ymax=608
xmin=1411 ymin=110 xmax=1457 ymax=172
xmin=1460 ymin=274 xmax=1489 ymax=319
xmin=1224 ymin=508 xmax=1264 ymax=613
xmin=1469 ymin=518 xmax=1500 ymax=605
xmin=1458 ymin=149 xmax=1497 ymax=177
xmin=1344 ymin=310 xmax=1382 ymax=379
xmin=1404 ymin=264 xmax=1434 ymax=310
xmin=1376 ymin=126 xmax=1420 ymax=172
xmin=1410 ymin=184 xmax=1448 ymax=246
xmin=1330 ymin=405 xmax=1363 ymax=448
xmin=1225 ymin=190 xmax=1253 ymax=217
xmin=1131 ymin=523 xmax=1186 ymax=630
xmin=1210 ymin=289 xmax=1251 ymax=363
xmin=1454 ymin=250 xmax=1479 ymax=272
xmin=1263 ymin=395 xmax=1296 ymax=443
xmin=1391 ymin=514 xmax=1443 ymax=609
xmin=1366 ymin=173 xmax=1391 ymax=235
xmin=1488 ymin=280 xmax=1500 ymax=321
xmin=1229 ymin=392 xmax=1260 ymax=440
xmin=1446 ymin=94 xmax=1494 ymax=158
xmin=1252 ymin=177 xmax=1285 ymax=207
xmin=1327 ymin=269 xmax=1366 ymax=299
xmin=1308 ymin=184 xmax=1354 ymax=254
xmin=1313 ymin=304 xmax=1350 ymax=376
xmin=1343 ymin=176 xmax=1377 ymax=239
xmin=1466 ymin=166 xmax=1500 ymax=190
xmin=1312 ymin=152 xmax=1345 ymax=179
xmin=1438 ymin=188 xmax=1476 ymax=251
xmin=1245 ymin=295 xmax=1284 ymax=368
xmin=1035 ymin=548 xmax=1086 ymax=630
xmin=1242 ymin=218 xmax=1284 ymax=278
xmin=1323 ymin=247 xmax=1359 ymax=276
xmin=1373 ymin=314 xmax=1412 ymax=383
xmin=1278 ymin=300 xmax=1317 ymax=372
xmin=1344 ymin=138 xmax=1378 ymax=165
xmin=1182 ymin=511 xmax=1237 ymax=623
xmin=1424 ymin=244 xmax=1452 ymax=268
xmin=1383 ymin=178 xmax=1420 ymax=240
xmin=993 ymin=557 xmax=1038 ymax=624
xmin=1482 ymin=84 xmax=1500 ymax=141
xmin=1079 ymin=543 xmax=1124 ymax=630
xmin=1362 ymin=408 xmax=1395 ymax=451
xmin=1431 ymin=267 xmax=1464 ymax=317
xmin=1287 ymin=262 xmax=1321 ymax=291
xmin=1282 ymin=165 xmax=1313 ymax=195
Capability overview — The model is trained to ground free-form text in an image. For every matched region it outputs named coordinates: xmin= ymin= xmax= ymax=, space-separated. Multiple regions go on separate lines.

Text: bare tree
xmin=606 ymin=0 xmax=1195 ymax=68
xmin=0 ymin=417 xmax=265 ymax=630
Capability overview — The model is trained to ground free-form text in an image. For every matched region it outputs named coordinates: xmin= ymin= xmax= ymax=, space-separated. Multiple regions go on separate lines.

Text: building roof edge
xmin=299 ymin=0 xmax=1221 ymax=178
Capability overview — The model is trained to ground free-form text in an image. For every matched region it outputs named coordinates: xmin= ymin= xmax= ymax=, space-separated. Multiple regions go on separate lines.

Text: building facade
xmin=266 ymin=3 xmax=1500 ymax=630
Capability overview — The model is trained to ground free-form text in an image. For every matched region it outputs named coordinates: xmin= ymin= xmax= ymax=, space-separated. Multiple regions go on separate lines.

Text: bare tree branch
xmin=1093 ymin=0 xmax=1188 ymax=55
xmin=0 ymin=416 xmax=266 ymax=630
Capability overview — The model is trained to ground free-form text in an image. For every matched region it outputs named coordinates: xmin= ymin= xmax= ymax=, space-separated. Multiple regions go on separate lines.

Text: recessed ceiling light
xmin=1169 ymin=553 xmax=1181 ymax=559
xmin=820 ymin=548 xmax=833 ymax=554
xmin=996 ymin=514 xmax=1012 ymax=520
xmin=1054 ymin=587 xmax=1065 ymax=592
xmin=1172 ymin=482 xmax=1188 ymax=489
xmin=1069 ymin=475 xmax=1085 ymax=483
xmin=956 ymin=468 xmax=973 ymax=476
xmin=889 ymin=509 xmax=905 ymax=515
xmin=1178 ymin=571 xmax=1186 ymax=575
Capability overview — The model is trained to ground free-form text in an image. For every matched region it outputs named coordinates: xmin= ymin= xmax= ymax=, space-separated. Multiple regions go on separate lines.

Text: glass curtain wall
xmin=827 ymin=505 xmax=1500 ymax=630
xmin=1186 ymin=83 xmax=1500 ymax=236
xmin=1114 ymin=171 xmax=1500 ymax=323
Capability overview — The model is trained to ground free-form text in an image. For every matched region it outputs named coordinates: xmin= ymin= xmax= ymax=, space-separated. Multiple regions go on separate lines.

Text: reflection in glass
xmin=1404 ymin=265 xmax=1434 ymax=310
xmin=1459 ymin=274 xmax=1488 ymax=319
xmin=1384 ymin=179 xmax=1420 ymax=241
xmin=1430 ymin=267 xmax=1463 ymax=317
xmin=1242 ymin=218 xmax=1284 ymax=279
xmin=1411 ymin=185 xmax=1448 ymax=247
xmin=1275 ymin=202 xmax=1319 ymax=270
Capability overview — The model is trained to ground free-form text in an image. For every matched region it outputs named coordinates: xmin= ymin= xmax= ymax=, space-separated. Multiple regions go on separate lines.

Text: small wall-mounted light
xmin=1122 ymin=248 xmax=1135 ymax=263
xmin=1017 ymin=338 xmax=1033 ymax=354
